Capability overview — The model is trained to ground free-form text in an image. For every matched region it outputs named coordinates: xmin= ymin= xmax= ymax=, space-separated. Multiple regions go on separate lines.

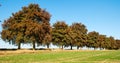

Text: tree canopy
xmin=1 ymin=3 xmax=120 ymax=50
xmin=52 ymin=21 xmax=68 ymax=49
xmin=1 ymin=4 xmax=51 ymax=49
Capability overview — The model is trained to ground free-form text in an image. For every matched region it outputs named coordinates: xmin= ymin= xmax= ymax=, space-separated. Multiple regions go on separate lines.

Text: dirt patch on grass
xmin=0 ymin=50 xmax=31 ymax=55
xmin=0 ymin=49 xmax=52 ymax=56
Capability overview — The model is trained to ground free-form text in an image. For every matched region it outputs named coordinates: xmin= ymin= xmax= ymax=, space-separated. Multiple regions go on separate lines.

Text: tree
xmin=65 ymin=26 xmax=76 ymax=50
xmin=1 ymin=4 xmax=51 ymax=49
xmin=107 ymin=36 xmax=117 ymax=49
xmin=42 ymin=27 xmax=52 ymax=49
xmin=52 ymin=21 xmax=68 ymax=49
xmin=87 ymin=31 xmax=99 ymax=50
xmin=66 ymin=23 xmax=87 ymax=50
xmin=116 ymin=39 xmax=120 ymax=49
xmin=98 ymin=34 xmax=107 ymax=50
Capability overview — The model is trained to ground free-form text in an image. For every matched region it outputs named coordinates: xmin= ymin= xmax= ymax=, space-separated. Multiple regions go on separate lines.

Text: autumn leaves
xmin=1 ymin=4 xmax=120 ymax=50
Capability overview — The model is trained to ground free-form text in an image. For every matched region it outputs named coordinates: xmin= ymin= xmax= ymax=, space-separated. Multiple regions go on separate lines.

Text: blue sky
xmin=0 ymin=0 xmax=120 ymax=48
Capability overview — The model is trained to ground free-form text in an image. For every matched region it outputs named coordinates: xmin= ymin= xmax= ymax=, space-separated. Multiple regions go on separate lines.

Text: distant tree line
xmin=1 ymin=4 xmax=120 ymax=50
xmin=52 ymin=21 xmax=120 ymax=50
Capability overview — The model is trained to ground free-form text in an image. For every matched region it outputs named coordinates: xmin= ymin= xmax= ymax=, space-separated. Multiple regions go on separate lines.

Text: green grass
xmin=0 ymin=50 xmax=120 ymax=63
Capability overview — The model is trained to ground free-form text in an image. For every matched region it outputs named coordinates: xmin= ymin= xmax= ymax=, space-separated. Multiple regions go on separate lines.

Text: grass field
xmin=0 ymin=50 xmax=120 ymax=63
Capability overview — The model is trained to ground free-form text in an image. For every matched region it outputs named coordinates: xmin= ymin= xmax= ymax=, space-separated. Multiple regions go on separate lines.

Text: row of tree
xmin=52 ymin=21 xmax=120 ymax=50
xmin=1 ymin=4 xmax=120 ymax=50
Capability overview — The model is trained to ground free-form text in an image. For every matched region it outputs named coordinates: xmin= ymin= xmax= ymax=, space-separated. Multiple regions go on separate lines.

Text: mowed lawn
xmin=0 ymin=50 xmax=120 ymax=63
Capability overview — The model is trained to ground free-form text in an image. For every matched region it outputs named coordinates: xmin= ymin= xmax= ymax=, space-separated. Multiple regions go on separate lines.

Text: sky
xmin=0 ymin=0 xmax=120 ymax=48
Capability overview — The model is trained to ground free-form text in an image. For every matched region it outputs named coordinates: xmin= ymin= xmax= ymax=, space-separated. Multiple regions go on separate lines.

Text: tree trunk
xmin=94 ymin=47 xmax=96 ymax=50
xmin=61 ymin=45 xmax=64 ymax=49
xmin=77 ymin=46 xmax=79 ymax=50
xmin=100 ymin=44 xmax=102 ymax=50
xmin=70 ymin=45 xmax=72 ymax=50
xmin=47 ymin=44 xmax=49 ymax=49
xmin=70 ymin=43 xmax=73 ymax=50
xmin=33 ymin=42 xmax=35 ymax=50
xmin=18 ymin=42 xmax=21 ymax=49
xmin=94 ymin=47 xmax=97 ymax=50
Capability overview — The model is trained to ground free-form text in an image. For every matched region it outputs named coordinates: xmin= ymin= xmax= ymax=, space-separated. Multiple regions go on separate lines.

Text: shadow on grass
xmin=0 ymin=48 xmax=52 ymax=51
